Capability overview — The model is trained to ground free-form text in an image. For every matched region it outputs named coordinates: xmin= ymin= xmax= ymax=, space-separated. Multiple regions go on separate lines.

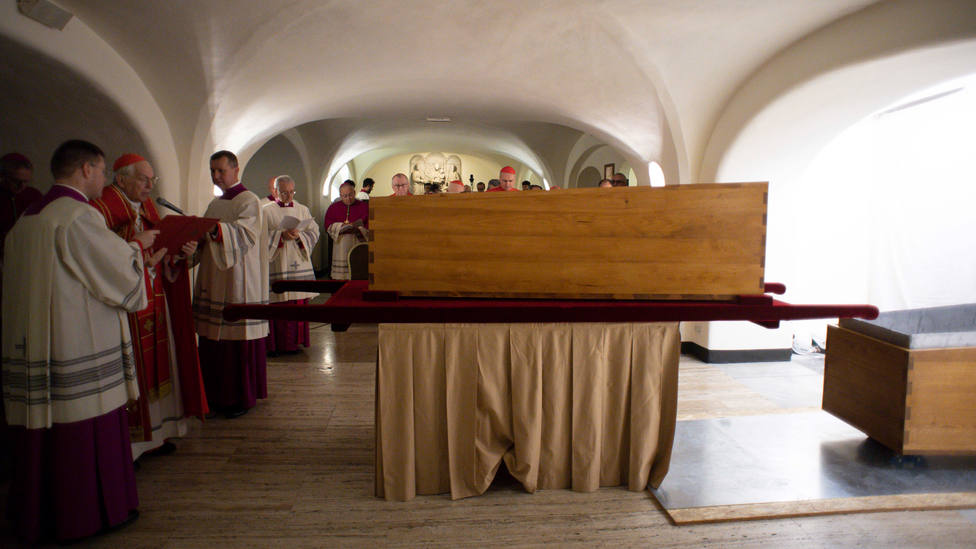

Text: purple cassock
xmin=266 ymin=299 xmax=311 ymax=353
xmin=6 ymin=185 xmax=139 ymax=543
xmin=323 ymin=198 xmax=369 ymax=229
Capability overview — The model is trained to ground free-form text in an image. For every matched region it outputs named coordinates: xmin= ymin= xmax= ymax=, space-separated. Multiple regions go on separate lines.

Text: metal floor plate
xmin=652 ymin=411 xmax=976 ymax=510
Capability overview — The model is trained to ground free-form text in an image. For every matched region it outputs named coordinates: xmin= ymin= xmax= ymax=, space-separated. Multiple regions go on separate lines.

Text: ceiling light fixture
xmin=426 ymin=117 xmax=452 ymax=122
xmin=17 ymin=0 xmax=73 ymax=30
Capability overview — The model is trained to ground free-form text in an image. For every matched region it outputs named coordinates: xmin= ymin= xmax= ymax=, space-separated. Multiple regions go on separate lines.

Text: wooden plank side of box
xmin=823 ymin=325 xmax=909 ymax=452
xmin=904 ymin=346 xmax=976 ymax=454
xmin=367 ymin=183 xmax=767 ymax=300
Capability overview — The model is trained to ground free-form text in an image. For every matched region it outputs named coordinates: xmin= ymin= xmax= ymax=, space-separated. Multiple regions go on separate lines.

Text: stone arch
xmin=576 ymin=166 xmax=602 ymax=188
xmin=0 ymin=4 xmax=181 ymax=205
xmin=240 ymin=135 xmax=307 ymax=201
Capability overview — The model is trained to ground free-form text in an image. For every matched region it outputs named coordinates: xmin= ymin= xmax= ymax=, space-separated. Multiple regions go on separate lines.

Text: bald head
xmin=267 ymin=176 xmax=279 ymax=200
xmin=339 ymin=180 xmax=356 ymax=205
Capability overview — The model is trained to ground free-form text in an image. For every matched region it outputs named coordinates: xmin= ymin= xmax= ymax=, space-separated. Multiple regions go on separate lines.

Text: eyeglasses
xmin=128 ymin=174 xmax=160 ymax=186
xmin=392 ymin=184 xmax=408 ymax=188
xmin=278 ymin=189 xmax=297 ymax=195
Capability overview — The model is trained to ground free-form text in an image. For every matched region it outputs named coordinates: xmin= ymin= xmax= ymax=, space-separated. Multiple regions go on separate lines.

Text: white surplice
xmin=264 ymin=200 xmax=319 ymax=302
xmin=2 ymin=187 xmax=146 ymax=429
xmin=192 ymin=186 xmax=269 ymax=341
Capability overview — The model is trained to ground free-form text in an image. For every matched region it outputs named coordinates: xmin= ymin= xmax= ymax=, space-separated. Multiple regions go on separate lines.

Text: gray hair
xmin=115 ymin=163 xmax=138 ymax=178
xmin=274 ymin=175 xmax=294 ymax=190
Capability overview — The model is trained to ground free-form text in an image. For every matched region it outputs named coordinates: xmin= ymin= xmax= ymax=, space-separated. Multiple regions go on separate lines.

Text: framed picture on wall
xmin=604 ymin=163 xmax=615 ymax=180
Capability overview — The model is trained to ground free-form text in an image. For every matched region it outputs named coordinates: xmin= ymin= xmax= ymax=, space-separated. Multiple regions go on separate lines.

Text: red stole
xmin=90 ymin=186 xmax=209 ymax=434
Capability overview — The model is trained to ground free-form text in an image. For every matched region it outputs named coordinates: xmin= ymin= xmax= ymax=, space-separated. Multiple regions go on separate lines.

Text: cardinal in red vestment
xmin=89 ymin=153 xmax=208 ymax=459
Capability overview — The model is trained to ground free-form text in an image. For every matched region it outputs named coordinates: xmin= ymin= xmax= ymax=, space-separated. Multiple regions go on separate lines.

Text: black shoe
xmin=144 ymin=441 xmax=177 ymax=457
xmin=224 ymin=407 xmax=249 ymax=419
xmin=106 ymin=509 xmax=140 ymax=533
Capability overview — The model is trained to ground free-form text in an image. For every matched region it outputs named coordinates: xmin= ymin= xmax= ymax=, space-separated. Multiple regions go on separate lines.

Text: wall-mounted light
xmin=17 ymin=0 xmax=73 ymax=30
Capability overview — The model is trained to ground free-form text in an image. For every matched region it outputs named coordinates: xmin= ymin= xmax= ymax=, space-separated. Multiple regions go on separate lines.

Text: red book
xmin=153 ymin=215 xmax=219 ymax=252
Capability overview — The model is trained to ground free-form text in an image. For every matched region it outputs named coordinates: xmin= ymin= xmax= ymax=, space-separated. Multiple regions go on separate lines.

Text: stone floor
xmin=2 ymin=323 xmax=975 ymax=548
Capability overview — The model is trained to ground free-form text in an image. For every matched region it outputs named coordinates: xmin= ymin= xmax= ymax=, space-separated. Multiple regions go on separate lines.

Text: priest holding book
xmin=264 ymin=175 xmax=319 ymax=354
xmin=193 ymin=150 xmax=269 ymax=419
xmin=324 ymin=180 xmax=369 ymax=280
xmin=90 ymin=153 xmax=209 ymax=459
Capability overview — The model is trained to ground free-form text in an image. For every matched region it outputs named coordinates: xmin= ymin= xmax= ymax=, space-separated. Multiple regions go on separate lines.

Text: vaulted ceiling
xmin=46 ymin=0 xmax=878 ymax=176
xmin=3 ymin=0 xmax=975 ymax=211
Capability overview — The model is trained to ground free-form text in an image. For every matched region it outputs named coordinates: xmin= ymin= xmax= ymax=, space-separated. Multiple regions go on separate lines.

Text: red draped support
xmin=226 ymin=280 xmax=878 ymax=327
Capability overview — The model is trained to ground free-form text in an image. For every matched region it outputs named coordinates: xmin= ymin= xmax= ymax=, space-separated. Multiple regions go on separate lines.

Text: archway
xmin=576 ymin=166 xmax=601 ymax=188
xmin=0 ymin=34 xmax=148 ymax=191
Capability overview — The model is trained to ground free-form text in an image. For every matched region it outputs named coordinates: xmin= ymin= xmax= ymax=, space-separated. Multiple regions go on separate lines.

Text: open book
xmin=278 ymin=215 xmax=317 ymax=231
xmin=338 ymin=218 xmax=365 ymax=234
xmin=153 ymin=215 xmax=219 ymax=252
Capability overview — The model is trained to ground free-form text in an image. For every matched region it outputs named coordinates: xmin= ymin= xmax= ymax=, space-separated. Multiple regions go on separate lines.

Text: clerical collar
xmin=276 ymin=200 xmax=293 ymax=207
xmin=53 ymin=184 xmax=88 ymax=201
xmin=24 ymin=184 xmax=87 ymax=216
xmin=220 ymin=182 xmax=247 ymax=200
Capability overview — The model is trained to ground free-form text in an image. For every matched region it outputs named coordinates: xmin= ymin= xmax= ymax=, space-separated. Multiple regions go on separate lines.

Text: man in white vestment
xmin=2 ymin=139 xmax=163 ymax=543
xmin=259 ymin=176 xmax=278 ymax=207
xmin=356 ymin=177 xmax=374 ymax=201
xmin=323 ymin=181 xmax=369 ymax=280
xmin=263 ymin=175 xmax=319 ymax=354
xmin=192 ymin=150 xmax=270 ymax=419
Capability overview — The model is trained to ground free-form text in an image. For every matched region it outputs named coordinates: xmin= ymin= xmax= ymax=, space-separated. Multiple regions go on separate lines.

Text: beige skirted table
xmin=375 ymin=322 xmax=681 ymax=500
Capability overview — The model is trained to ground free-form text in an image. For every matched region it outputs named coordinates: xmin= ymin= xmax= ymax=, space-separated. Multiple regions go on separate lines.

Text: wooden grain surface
xmin=667 ymin=492 xmax=976 ymax=525
xmin=823 ymin=325 xmax=909 ymax=451
xmin=905 ymin=346 xmax=976 ymax=453
xmin=368 ymin=183 xmax=767 ymax=299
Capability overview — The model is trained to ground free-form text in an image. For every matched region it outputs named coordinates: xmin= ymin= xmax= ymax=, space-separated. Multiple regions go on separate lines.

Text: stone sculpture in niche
xmin=409 ymin=152 xmax=463 ymax=194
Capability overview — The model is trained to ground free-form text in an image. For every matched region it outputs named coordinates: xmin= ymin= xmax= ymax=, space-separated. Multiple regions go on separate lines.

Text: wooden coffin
xmin=823 ymin=324 xmax=976 ymax=455
xmin=367 ymin=183 xmax=768 ymax=300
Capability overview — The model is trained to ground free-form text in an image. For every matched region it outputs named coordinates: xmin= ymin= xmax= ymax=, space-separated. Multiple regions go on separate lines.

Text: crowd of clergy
xmin=1 ymin=142 xmax=323 ymax=543
xmin=0 ymin=140 xmax=631 ymax=543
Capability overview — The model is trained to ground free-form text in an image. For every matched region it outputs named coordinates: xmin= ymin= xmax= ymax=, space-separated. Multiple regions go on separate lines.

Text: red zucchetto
xmin=112 ymin=153 xmax=147 ymax=172
xmin=500 ymin=166 xmax=516 ymax=175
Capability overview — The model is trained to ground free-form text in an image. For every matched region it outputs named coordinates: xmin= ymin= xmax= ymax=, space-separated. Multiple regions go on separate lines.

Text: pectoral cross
xmin=344 ymin=204 xmax=351 ymax=223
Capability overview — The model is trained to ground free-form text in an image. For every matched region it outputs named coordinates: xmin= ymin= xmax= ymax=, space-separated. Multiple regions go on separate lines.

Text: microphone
xmin=156 ymin=196 xmax=185 ymax=215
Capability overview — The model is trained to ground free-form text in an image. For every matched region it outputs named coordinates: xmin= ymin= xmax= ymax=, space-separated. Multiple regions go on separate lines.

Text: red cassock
xmin=90 ymin=186 xmax=209 ymax=437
